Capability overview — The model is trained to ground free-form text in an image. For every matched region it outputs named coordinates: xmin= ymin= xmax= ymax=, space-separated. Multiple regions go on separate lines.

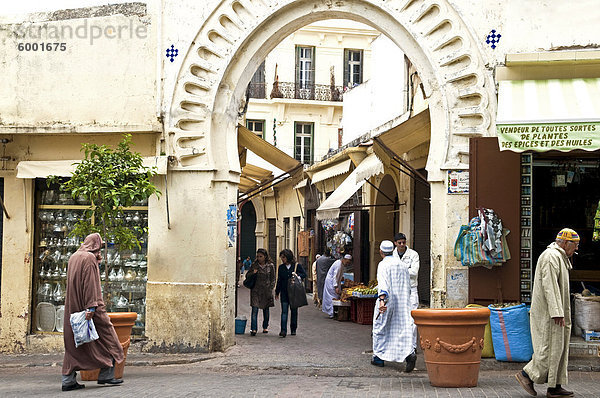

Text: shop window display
xmin=531 ymin=154 xmax=600 ymax=295
xmin=322 ymin=216 xmax=354 ymax=259
xmin=32 ymin=180 xmax=148 ymax=337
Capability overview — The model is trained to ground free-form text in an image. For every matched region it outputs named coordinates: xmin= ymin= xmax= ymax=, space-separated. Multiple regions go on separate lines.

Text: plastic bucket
xmin=235 ymin=317 xmax=247 ymax=334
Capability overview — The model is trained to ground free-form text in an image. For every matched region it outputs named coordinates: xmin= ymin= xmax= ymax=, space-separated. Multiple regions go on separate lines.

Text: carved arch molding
xmin=169 ymin=0 xmax=495 ymax=179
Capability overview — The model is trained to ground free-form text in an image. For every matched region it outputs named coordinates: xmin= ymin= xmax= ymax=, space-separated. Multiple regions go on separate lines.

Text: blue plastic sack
xmin=488 ymin=303 xmax=533 ymax=362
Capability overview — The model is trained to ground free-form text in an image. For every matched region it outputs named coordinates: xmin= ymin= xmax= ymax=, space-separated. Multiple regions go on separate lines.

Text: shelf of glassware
xmin=33 ymin=206 xmax=149 ymax=336
xmin=101 ymin=247 xmax=148 ymax=336
xmin=520 ymin=154 xmax=532 ymax=304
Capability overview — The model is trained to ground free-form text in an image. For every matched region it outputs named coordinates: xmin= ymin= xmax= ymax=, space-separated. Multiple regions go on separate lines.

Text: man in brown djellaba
xmin=61 ymin=233 xmax=124 ymax=391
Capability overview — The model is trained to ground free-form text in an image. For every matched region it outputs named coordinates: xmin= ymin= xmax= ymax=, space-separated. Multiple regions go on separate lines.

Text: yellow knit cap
xmin=556 ymin=228 xmax=580 ymax=242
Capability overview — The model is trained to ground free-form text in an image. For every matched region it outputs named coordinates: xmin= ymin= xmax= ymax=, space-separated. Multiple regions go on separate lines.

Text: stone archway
xmin=168 ymin=0 xmax=494 ymax=178
xmin=148 ymin=0 xmax=495 ymax=351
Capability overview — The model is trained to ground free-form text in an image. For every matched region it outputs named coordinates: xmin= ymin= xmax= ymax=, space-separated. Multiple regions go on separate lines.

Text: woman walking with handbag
xmin=247 ymin=248 xmax=276 ymax=336
xmin=275 ymin=249 xmax=306 ymax=338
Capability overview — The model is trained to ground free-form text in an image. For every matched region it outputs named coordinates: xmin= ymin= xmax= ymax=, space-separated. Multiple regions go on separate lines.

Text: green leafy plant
xmin=49 ymin=134 xmax=161 ymax=283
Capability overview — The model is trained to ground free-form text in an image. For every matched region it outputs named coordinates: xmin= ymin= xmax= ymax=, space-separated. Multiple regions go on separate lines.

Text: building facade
xmin=0 ymin=0 xmax=599 ymax=353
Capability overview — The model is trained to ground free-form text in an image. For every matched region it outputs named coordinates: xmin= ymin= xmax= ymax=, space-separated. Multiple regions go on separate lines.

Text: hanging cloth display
xmin=454 ymin=208 xmax=511 ymax=268
xmin=593 ymin=200 xmax=600 ymax=242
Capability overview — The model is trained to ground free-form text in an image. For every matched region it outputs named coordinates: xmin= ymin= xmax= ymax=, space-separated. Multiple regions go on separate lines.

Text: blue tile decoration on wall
xmin=166 ymin=44 xmax=179 ymax=62
xmin=486 ymin=29 xmax=501 ymax=49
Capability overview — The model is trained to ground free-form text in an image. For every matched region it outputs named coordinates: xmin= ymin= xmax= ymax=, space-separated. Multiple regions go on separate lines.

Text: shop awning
xmin=308 ymin=158 xmax=352 ymax=184
xmin=293 ymin=178 xmax=308 ymax=190
xmin=497 ymin=78 xmax=600 ymax=152
xmin=16 ymin=156 xmax=168 ymax=178
xmin=238 ymin=124 xmax=301 ymax=173
xmin=375 ymin=108 xmax=430 ymax=155
xmin=316 ymin=153 xmax=383 ymax=220
xmin=237 ymin=124 xmax=302 ymax=200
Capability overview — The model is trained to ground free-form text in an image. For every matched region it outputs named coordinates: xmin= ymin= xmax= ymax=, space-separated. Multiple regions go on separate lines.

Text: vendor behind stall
xmin=322 ymin=254 xmax=353 ymax=318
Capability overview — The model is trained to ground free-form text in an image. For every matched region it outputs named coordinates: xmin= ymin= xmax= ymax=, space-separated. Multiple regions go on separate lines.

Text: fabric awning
xmin=375 ymin=108 xmax=430 ymax=155
xmin=316 ymin=153 xmax=384 ymax=220
xmin=238 ymin=124 xmax=301 ymax=173
xmin=293 ymin=178 xmax=308 ymax=190
xmin=237 ymin=125 xmax=301 ymax=197
xmin=16 ymin=156 xmax=168 ymax=178
xmin=308 ymin=158 xmax=352 ymax=184
xmin=497 ymin=78 xmax=600 ymax=152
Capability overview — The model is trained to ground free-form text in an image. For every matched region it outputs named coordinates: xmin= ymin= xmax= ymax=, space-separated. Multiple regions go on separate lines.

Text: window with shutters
xmin=343 ymin=49 xmax=363 ymax=89
xmin=295 ymin=46 xmax=315 ymax=100
xmin=268 ymin=218 xmax=277 ymax=262
xmin=294 ymin=122 xmax=314 ymax=164
xmin=283 ymin=217 xmax=290 ymax=249
xmin=293 ymin=216 xmax=301 ymax=255
xmin=246 ymin=119 xmax=265 ymax=139
xmin=247 ymin=61 xmax=266 ymax=99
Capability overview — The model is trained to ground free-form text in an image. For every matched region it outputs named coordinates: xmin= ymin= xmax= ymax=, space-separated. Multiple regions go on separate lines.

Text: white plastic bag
xmin=70 ymin=310 xmax=99 ymax=348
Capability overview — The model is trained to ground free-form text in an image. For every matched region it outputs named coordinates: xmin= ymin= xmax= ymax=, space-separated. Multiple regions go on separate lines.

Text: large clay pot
xmin=412 ymin=307 xmax=490 ymax=388
xmin=80 ymin=312 xmax=137 ymax=381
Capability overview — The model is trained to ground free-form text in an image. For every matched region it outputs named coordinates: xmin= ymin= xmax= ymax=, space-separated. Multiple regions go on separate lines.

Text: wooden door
xmin=468 ymin=137 xmax=520 ymax=304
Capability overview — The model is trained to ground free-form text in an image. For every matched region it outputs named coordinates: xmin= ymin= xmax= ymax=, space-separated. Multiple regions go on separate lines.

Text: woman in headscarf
xmin=275 ymin=249 xmax=306 ymax=337
xmin=247 ymin=248 xmax=276 ymax=336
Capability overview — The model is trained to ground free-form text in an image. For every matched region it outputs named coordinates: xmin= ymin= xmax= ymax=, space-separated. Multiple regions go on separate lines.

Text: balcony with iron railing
xmin=247 ymin=82 xmax=343 ymax=102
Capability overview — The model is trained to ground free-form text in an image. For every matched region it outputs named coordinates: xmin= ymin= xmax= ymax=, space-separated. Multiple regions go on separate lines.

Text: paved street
xmin=0 ymin=287 xmax=598 ymax=397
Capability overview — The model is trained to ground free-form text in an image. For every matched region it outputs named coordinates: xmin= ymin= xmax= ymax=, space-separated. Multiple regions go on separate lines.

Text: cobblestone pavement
xmin=1 ymin=366 xmax=599 ymax=397
xmin=1 ymin=288 xmax=598 ymax=397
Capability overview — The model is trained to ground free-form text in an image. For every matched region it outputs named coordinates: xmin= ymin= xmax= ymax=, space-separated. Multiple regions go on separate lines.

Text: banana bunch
xmin=354 ymin=287 xmax=378 ymax=295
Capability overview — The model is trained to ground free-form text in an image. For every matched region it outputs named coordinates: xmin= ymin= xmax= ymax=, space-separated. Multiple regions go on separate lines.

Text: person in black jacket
xmin=275 ymin=249 xmax=306 ymax=338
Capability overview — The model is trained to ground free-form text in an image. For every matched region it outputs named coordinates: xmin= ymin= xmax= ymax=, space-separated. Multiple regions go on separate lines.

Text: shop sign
xmin=447 ymin=170 xmax=469 ymax=194
xmin=497 ymin=122 xmax=600 ymax=152
xmin=227 ymin=204 xmax=237 ymax=247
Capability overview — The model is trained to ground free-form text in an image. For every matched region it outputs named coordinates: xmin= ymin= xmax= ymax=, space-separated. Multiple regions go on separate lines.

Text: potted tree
xmin=51 ymin=134 xmax=160 ymax=379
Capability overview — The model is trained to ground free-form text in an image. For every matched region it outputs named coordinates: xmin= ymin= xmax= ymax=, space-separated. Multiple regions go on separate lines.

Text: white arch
xmin=168 ymin=0 xmax=495 ymax=181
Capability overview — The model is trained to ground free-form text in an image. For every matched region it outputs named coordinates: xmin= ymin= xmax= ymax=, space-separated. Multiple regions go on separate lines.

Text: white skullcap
xmin=380 ymin=240 xmax=394 ymax=252
xmin=343 ymin=254 xmax=353 ymax=260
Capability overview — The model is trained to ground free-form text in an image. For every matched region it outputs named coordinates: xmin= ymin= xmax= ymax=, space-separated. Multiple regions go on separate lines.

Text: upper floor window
xmin=295 ymin=46 xmax=315 ymax=90
xmin=247 ymin=61 xmax=266 ymax=99
xmin=283 ymin=217 xmax=290 ymax=249
xmin=246 ymin=119 xmax=265 ymax=139
xmin=294 ymin=122 xmax=314 ymax=164
xmin=344 ymin=49 xmax=363 ymax=88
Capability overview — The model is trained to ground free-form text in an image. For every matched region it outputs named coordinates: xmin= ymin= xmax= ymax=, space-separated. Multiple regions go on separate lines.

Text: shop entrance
xmin=413 ymin=169 xmax=430 ymax=305
xmin=240 ymin=201 xmax=257 ymax=263
xmin=0 ymin=178 xmax=3 ymax=305
xmin=531 ymin=152 xmax=600 ymax=294
xmin=371 ymin=174 xmax=398 ymax=279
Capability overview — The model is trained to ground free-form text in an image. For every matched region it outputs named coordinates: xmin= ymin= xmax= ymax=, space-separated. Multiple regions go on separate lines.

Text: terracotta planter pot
xmin=80 ymin=312 xmax=137 ymax=381
xmin=411 ymin=307 xmax=490 ymax=388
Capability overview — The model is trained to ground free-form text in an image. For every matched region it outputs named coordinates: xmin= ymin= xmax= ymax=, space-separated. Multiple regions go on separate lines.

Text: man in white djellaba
xmin=371 ymin=240 xmax=416 ymax=372
xmin=393 ymin=232 xmax=420 ymax=355
xmin=321 ymin=254 xmax=352 ymax=318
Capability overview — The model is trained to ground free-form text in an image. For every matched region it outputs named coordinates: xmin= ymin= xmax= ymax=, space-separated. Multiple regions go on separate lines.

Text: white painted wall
xmin=0 ymin=3 xmax=158 ymax=130
xmin=341 ymin=34 xmax=406 ymax=145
